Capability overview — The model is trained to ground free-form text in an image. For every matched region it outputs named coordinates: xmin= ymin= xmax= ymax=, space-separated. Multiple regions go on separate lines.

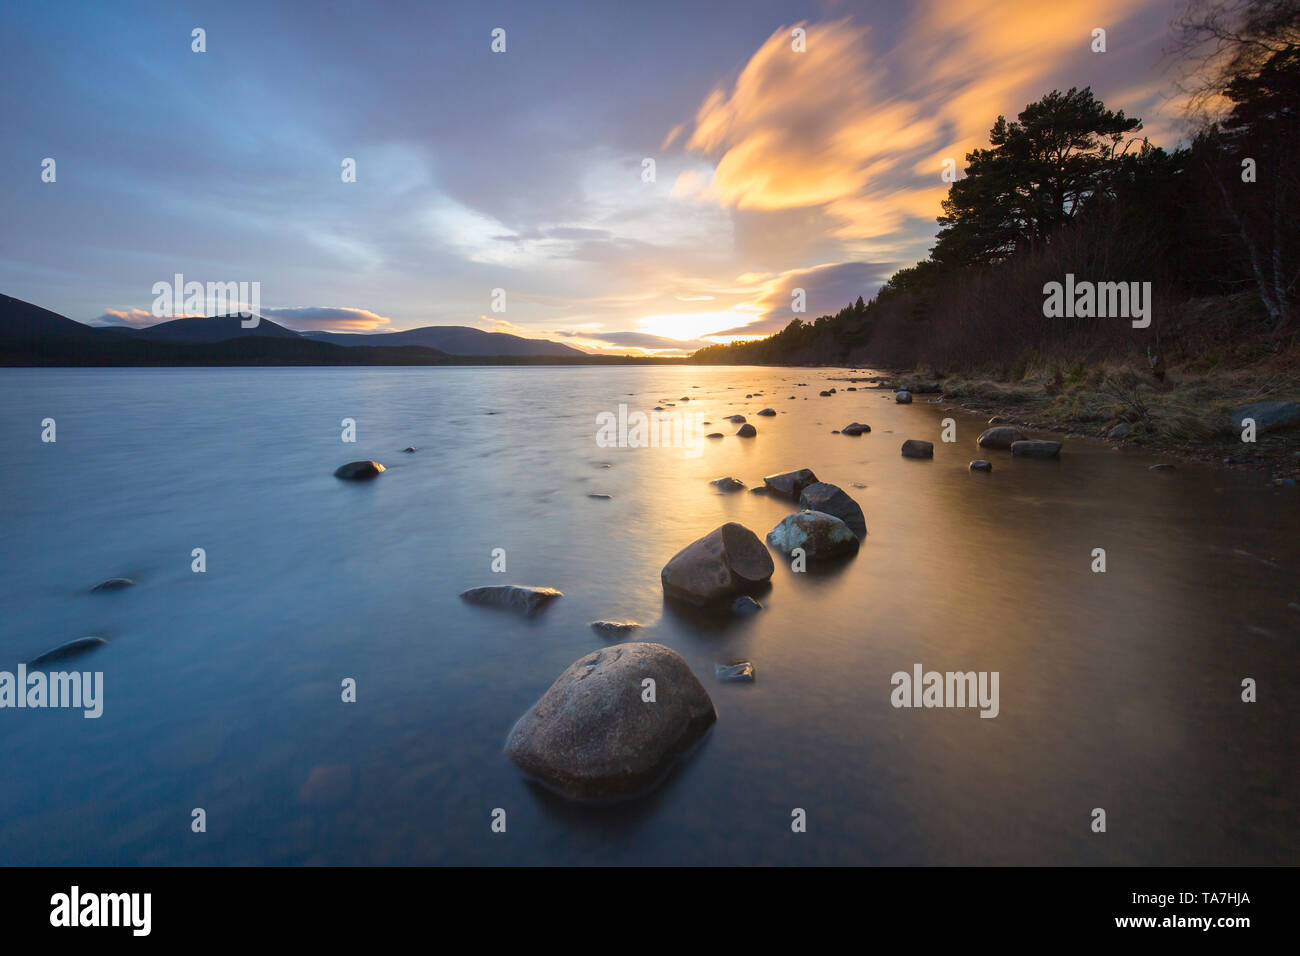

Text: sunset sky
xmin=1 ymin=0 xmax=1187 ymax=355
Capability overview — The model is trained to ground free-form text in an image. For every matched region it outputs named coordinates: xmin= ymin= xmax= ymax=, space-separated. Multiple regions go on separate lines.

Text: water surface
xmin=1 ymin=366 xmax=1296 ymax=865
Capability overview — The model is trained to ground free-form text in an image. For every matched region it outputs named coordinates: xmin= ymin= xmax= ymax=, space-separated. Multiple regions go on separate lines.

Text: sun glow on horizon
xmin=635 ymin=310 xmax=760 ymax=342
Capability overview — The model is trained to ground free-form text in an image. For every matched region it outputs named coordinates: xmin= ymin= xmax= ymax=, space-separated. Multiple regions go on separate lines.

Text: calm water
xmin=0 ymin=366 xmax=1296 ymax=865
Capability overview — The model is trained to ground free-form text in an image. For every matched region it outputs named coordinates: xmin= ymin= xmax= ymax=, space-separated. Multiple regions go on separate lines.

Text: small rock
xmin=706 ymin=433 xmax=724 ymax=439
xmin=1107 ymin=422 xmax=1130 ymax=440
xmin=334 ymin=460 xmax=386 ymax=480
xmin=819 ymin=390 xmax=832 ymax=397
xmin=1010 ymin=440 xmax=1062 ymax=459
xmin=988 ymin=416 xmax=1010 ymax=425
xmin=901 ymin=439 xmax=934 ymax=459
xmin=969 ymin=460 xmax=993 ymax=472
xmin=728 ymin=414 xmax=747 ymax=423
xmin=590 ymin=621 xmax=642 ymax=638
xmin=715 ymin=661 xmax=756 ymax=683
xmin=588 ymin=493 xmax=613 ymax=499
xmin=28 ymin=636 xmax=108 ymax=667
xmin=731 ymin=596 xmax=762 ymax=615
xmin=91 ymin=577 xmax=134 ymax=592
xmin=403 ymin=446 xmax=417 ymax=453
xmin=841 ymin=422 xmax=870 ymax=435
xmin=1150 ymin=463 xmax=1176 ymax=472
xmin=459 ymin=585 xmax=562 ymax=617
xmin=711 ymin=477 xmax=745 ymax=492
xmin=757 ymin=408 xmax=776 ymax=416
xmin=977 ymin=426 xmax=1025 ymax=449
xmin=763 ymin=468 xmax=819 ymax=499
xmin=736 ymin=423 xmax=757 ymax=437
xmin=895 ymin=390 xmax=912 ymax=404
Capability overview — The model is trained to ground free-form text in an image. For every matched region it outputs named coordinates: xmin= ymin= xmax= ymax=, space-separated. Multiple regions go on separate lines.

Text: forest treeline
xmin=692 ymin=0 xmax=1299 ymax=374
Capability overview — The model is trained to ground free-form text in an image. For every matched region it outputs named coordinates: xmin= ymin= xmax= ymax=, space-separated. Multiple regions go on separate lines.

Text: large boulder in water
xmin=798 ymin=482 xmax=866 ymax=537
xmin=900 ymin=439 xmax=933 ymax=459
xmin=736 ymin=423 xmax=757 ymax=437
xmin=505 ymin=642 xmax=716 ymax=802
xmin=766 ymin=511 xmax=860 ymax=560
xmin=977 ymin=426 xmax=1025 ymax=449
xmin=334 ymin=460 xmax=385 ymax=480
xmin=763 ymin=468 xmax=819 ymax=499
xmin=460 ymin=585 xmax=562 ymax=616
xmin=661 ymin=522 xmax=774 ymax=607
xmin=1011 ymin=439 xmax=1062 ymax=459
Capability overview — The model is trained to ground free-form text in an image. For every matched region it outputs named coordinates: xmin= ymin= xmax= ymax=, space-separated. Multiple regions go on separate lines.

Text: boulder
xmin=661 ymin=523 xmax=775 ymax=606
xmin=459 ymin=585 xmax=562 ymax=616
xmin=977 ymin=426 xmax=1025 ymax=449
xmin=1010 ymin=439 xmax=1062 ymax=459
xmin=334 ymin=460 xmax=385 ymax=480
xmin=901 ymin=439 xmax=933 ymax=459
xmin=798 ymin=482 xmax=867 ymax=537
xmin=736 ymin=423 xmax=757 ymax=437
xmin=710 ymin=476 xmax=746 ymax=492
xmin=763 ymin=468 xmax=819 ymax=499
xmin=840 ymin=422 xmax=870 ymax=435
xmin=969 ymin=460 xmax=993 ymax=472
xmin=766 ymin=510 xmax=860 ymax=559
xmin=1230 ymin=401 xmax=1300 ymax=433
xmin=895 ymin=390 xmax=912 ymax=404
xmin=505 ymin=643 xmax=716 ymax=802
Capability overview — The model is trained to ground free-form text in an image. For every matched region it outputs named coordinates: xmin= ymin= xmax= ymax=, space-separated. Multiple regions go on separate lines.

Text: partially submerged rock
xmin=28 ymin=636 xmax=108 ymax=667
xmin=757 ymin=408 xmax=776 ymax=416
xmin=736 ymin=423 xmax=757 ymax=437
xmin=460 ymin=585 xmax=562 ymax=616
xmin=505 ymin=643 xmax=716 ymax=802
xmin=1010 ymin=439 xmax=1062 ymax=459
xmin=91 ymin=577 xmax=134 ymax=592
xmin=901 ymin=439 xmax=933 ymax=459
xmin=798 ymin=482 xmax=866 ymax=537
xmin=970 ymin=460 xmax=993 ymax=472
xmin=590 ymin=620 xmax=642 ymax=638
xmin=715 ymin=661 xmax=755 ymax=683
xmin=334 ymin=460 xmax=385 ymax=480
xmin=661 ymin=523 xmax=774 ymax=607
xmin=763 ymin=468 xmax=819 ymax=499
xmin=895 ymin=390 xmax=912 ymax=404
xmin=840 ymin=422 xmax=870 ymax=435
xmin=731 ymin=595 xmax=762 ymax=615
xmin=766 ymin=511 xmax=860 ymax=559
xmin=710 ymin=477 xmax=746 ymax=492
xmin=977 ymin=426 xmax=1025 ymax=449
xmin=728 ymin=414 xmax=747 ymax=423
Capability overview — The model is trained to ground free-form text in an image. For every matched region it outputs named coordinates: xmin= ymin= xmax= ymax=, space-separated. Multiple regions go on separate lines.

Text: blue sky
xmin=0 ymin=0 xmax=1185 ymax=354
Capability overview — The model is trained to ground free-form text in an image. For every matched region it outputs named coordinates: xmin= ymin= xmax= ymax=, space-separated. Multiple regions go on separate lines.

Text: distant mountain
xmin=0 ymin=294 xmax=673 ymax=367
xmin=302 ymin=326 xmax=584 ymax=357
xmin=111 ymin=314 xmax=302 ymax=343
